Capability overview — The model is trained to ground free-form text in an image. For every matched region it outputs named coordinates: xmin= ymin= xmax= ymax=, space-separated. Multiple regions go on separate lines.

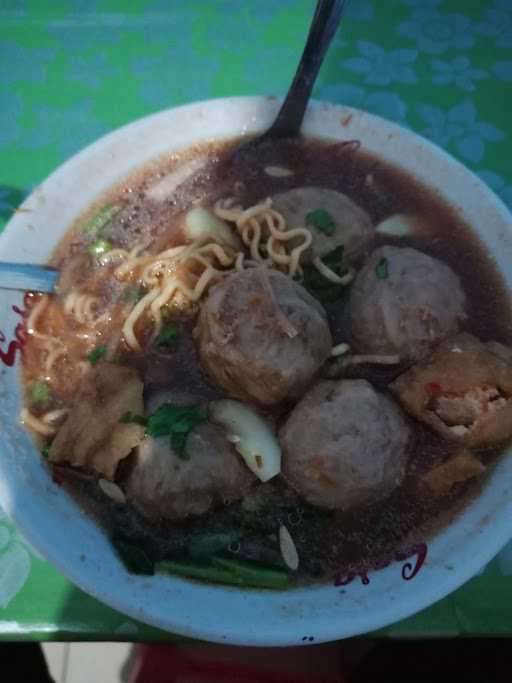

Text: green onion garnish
xmin=375 ymin=257 xmax=389 ymax=279
xmin=41 ymin=440 xmax=52 ymax=459
xmin=31 ymin=381 xmax=50 ymax=406
xmin=87 ymin=345 xmax=107 ymax=365
xmin=121 ymin=403 xmax=208 ymax=459
xmin=88 ymin=239 xmax=112 ymax=257
xmin=83 ymin=204 xmax=121 ymax=238
xmin=305 ymin=208 xmax=336 ymax=236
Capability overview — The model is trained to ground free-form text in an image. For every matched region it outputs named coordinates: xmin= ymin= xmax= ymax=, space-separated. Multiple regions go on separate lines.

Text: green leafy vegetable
xmin=41 ymin=440 xmax=52 ymax=459
xmin=157 ymin=560 xmax=245 ymax=586
xmin=88 ymin=239 xmax=112 ymax=257
xmin=87 ymin=345 xmax=107 ymax=365
xmin=149 ymin=404 xmax=208 ymax=458
xmin=31 ymin=381 xmax=50 ymax=406
xmin=145 ymin=404 xmax=206 ymax=438
xmin=167 ymin=431 xmax=185 ymax=456
xmin=213 ymin=557 xmax=289 ymax=589
xmin=121 ymin=403 xmax=208 ymax=459
xmin=83 ymin=204 xmax=121 ymax=238
xmin=123 ymin=286 xmax=145 ymax=303
xmin=119 ymin=411 xmax=147 ymax=427
xmin=295 ymin=246 xmax=348 ymax=304
xmin=155 ymin=321 xmax=182 ymax=350
xmin=111 ymin=535 xmax=155 ymax=575
xmin=375 ymin=257 xmax=389 ymax=279
xmin=306 ymin=208 xmax=336 ymax=236
xmin=187 ymin=532 xmax=241 ymax=561
xmin=157 ymin=557 xmax=289 ymax=589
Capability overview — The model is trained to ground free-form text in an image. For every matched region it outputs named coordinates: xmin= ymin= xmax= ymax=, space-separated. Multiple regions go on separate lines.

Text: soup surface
xmin=21 ymin=136 xmax=512 ymax=587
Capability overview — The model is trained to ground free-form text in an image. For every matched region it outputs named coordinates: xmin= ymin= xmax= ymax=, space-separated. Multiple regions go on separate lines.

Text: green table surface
xmin=1 ymin=0 xmax=512 ymax=640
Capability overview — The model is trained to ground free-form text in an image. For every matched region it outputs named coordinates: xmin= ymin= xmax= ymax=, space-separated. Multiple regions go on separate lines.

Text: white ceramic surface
xmin=1 ymin=97 xmax=511 ymax=645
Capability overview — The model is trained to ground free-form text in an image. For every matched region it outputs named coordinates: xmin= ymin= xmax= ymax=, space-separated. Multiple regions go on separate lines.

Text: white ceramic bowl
xmin=1 ymin=97 xmax=511 ymax=645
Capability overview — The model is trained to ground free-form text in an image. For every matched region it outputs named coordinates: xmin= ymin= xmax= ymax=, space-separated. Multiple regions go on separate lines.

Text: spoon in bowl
xmin=0 ymin=261 xmax=58 ymax=294
xmin=232 ymin=0 xmax=347 ymax=167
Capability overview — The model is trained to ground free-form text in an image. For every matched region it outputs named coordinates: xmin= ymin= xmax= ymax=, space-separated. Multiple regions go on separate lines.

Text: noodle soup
xmin=20 ymin=136 xmax=512 ymax=587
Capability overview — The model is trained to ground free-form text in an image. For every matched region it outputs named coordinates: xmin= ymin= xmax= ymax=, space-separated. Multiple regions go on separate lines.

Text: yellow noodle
xmin=63 ymin=292 xmax=77 ymax=317
xmin=83 ymin=297 xmax=99 ymax=323
xmin=235 ymin=253 xmax=261 ymax=272
xmin=114 ymin=243 xmax=150 ymax=278
xmin=158 ymin=245 xmax=189 ymax=259
xmin=142 ymin=259 xmax=172 ymax=285
xmin=68 ymin=197 xmax=354 ymax=353
xmin=44 ymin=345 xmax=67 ymax=374
xmin=123 ymin=298 xmax=153 ymax=349
xmin=266 ymin=236 xmax=290 ymax=266
xmin=26 ymin=296 xmax=67 ymax=376
xmin=236 ymin=199 xmax=274 ymax=225
xmin=246 ymin=221 xmax=267 ymax=263
xmin=222 ymin=198 xmax=312 ymax=277
xmin=288 ymin=239 xmax=312 ymax=278
xmin=64 ymin=292 xmax=103 ymax=324
xmin=20 ymin=408 xmax=57 ymax=437
xmin=235 ymin=252 xmax=246 ymax=272
xmin=312 ymin=256 xmax=354 ymax=285
xmin=121 ymin=237 xmax=237 ymax=349
xmin=177 ymin=267 xmax=218 ymax=301
xmin=26 ymin=297 xmax=48 ymax=335
xmin=197 ymin=242 xmax=236 ymax=267
xmin=213 ymin=197 xmax=243 ymax=222
xmin=150 ymin=278 xmax=180 ymax=317
xmin=122 ymin=289 xmax=161 ymax=351
xmin=267 ymin=229 xmax=312 ymax=277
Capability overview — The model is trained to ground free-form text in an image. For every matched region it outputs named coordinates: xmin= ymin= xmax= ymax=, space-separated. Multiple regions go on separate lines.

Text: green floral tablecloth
xmin=1 ymin=0 xmax=511 ymax=640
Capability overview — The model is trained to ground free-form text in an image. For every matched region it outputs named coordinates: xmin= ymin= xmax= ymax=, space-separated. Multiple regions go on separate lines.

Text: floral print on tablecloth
xmin=0 ymin=508 xmax=32 ymax=609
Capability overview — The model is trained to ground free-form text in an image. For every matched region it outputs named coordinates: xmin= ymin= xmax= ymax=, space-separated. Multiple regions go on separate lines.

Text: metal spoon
xmin=233 ymin=0 xmax=347 ymax=164
xmin=0 ymin=262 xmax=59 ymax=293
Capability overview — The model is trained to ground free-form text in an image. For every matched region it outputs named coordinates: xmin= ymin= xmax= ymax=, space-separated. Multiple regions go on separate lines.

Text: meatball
xmin=272 ymin=186 xmax=373 ymax=264
xmin=124 ymin=391 xmax=255 ymax=521
xmin=195 ymin=268 xmax=333 ymax=406
xmin=390 ymin=333 xmax=512 ymax=447
xmin=349 ymin=246 xmax=467 ymax=362
xmin=279 ymin=379 xmax=411 ymax=510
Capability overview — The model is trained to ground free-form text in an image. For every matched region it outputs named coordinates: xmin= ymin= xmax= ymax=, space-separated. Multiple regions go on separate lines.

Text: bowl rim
xmin=1 ymin=95 xmax=512 ymax=645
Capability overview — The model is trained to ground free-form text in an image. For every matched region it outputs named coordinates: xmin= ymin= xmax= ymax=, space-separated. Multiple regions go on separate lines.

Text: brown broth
xmin=22 ymin=136 xmax=512 ymax=584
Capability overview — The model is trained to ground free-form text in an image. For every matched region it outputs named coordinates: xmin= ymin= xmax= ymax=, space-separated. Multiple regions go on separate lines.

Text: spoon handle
xmin=0 ymin=261 xmax=59 ymax=293
xmin=266 ymin=0 xmax=347 ymax=139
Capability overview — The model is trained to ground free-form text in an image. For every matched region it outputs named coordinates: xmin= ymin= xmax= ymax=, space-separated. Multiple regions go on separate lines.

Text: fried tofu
xmin=49 ymin=363 xmax=144 ymax=479
xmin=421 ymin=451 xmax=485 ymax=496
xmin=390 ymin=333 xmax=512 ymax=447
